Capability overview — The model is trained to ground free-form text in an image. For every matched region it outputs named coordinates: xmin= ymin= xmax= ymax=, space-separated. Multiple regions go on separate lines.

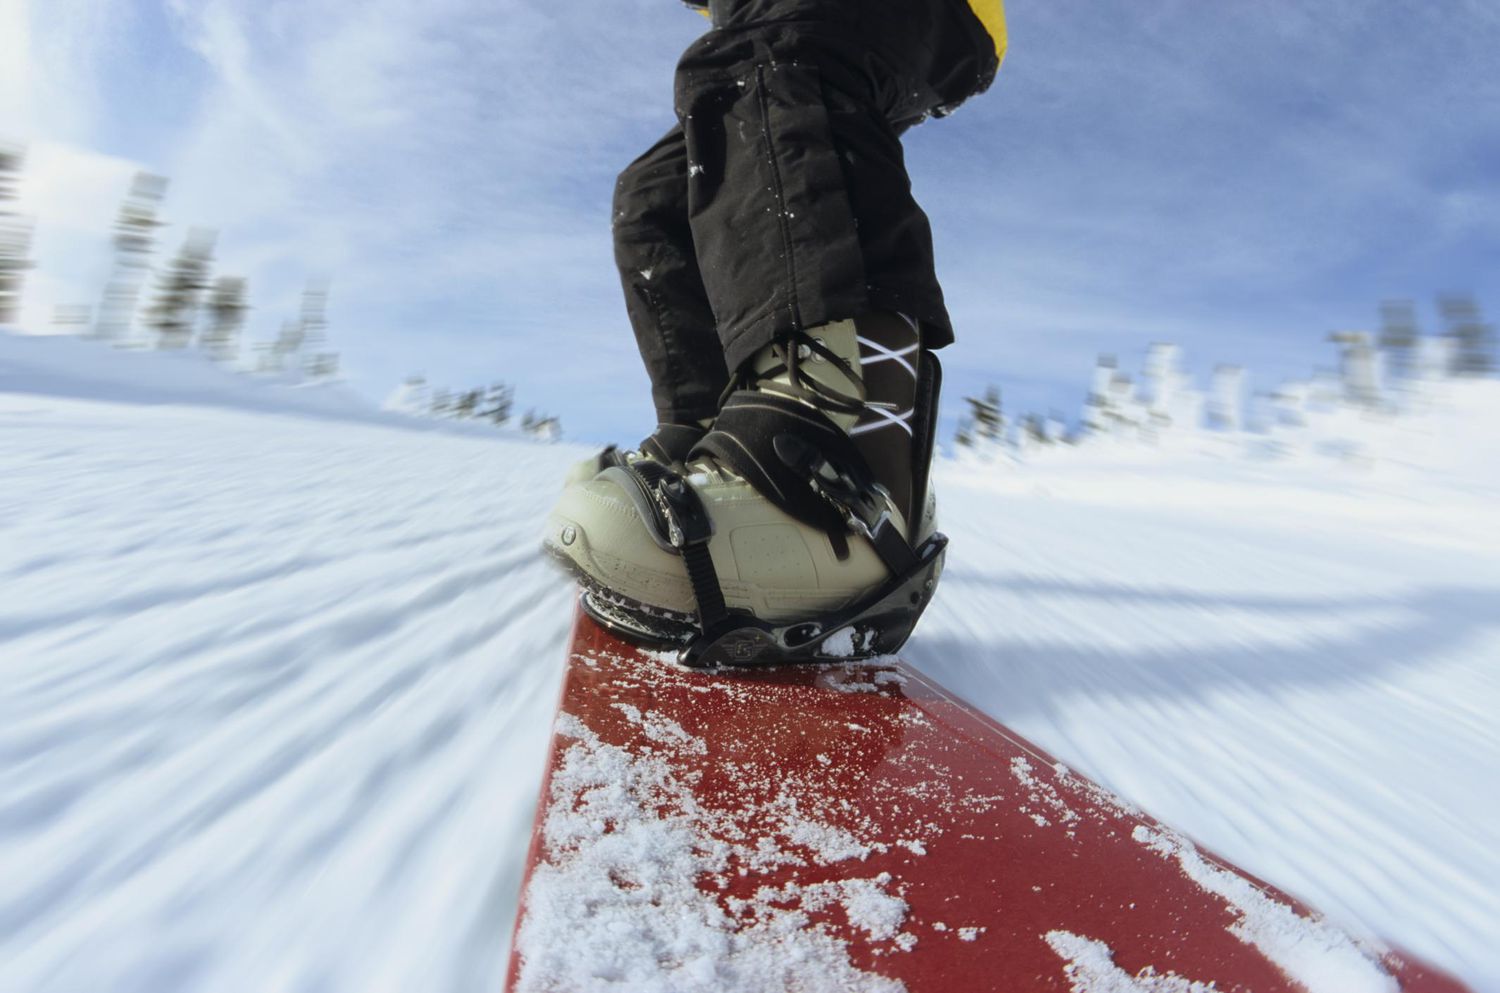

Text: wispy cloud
xmin=916 ymin=0 xmax=1500 ymax=419
xmin=5 ymin=0 xmax=1497 ymax=440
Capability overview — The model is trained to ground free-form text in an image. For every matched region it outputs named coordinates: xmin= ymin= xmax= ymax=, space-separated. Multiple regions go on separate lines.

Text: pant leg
xmin=613 ymin=126 xmax=730 ymax=425
xmin=677 ymin=0 xmax=997 ymax=374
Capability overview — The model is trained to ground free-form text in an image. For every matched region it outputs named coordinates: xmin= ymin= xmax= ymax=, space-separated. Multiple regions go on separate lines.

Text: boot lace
xmin=716 ymin=328 xmax=869 ymax=417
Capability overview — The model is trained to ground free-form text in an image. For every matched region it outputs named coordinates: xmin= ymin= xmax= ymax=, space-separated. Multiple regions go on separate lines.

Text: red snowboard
xmin=506 ymin=612 xmax=1469 ymax=993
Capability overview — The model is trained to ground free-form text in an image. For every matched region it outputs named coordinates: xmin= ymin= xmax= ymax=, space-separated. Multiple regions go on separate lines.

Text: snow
xmin=2 ymin=330 xmax=1498 ymax=991
xmin=920 ymin=378 xmax=1500 ymax=991
xmin=513 ymin=713 xmax=908 ymax=992
xmin=0 ymin=329 xmax=530 ymax=440
xmin=1045 ymin=931 xmax=1221 ymax=992
xmin=1 ymin=333 xmax=580 ymax=992
xmin=821 ymin=625 xmax=860 ymax=657
xmin=1133 ymin=826 xmax=1396 ymax=993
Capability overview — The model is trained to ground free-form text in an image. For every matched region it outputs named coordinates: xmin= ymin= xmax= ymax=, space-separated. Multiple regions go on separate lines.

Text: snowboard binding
xmin=575 ymin=417 xmax=947 ymax=669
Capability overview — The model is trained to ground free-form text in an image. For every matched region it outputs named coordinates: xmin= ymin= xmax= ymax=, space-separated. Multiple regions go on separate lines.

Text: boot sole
xmin=541 ymin=539 xmax=701 ymax=647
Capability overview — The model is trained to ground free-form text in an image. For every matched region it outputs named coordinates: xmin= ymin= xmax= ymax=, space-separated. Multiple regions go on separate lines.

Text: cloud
xmin=5 ymin=0 xmax=1498 ymax=441
xmin=147 ymin=0 xmax=704 ymax=428
xmin=907 ymin=0 xmax=1500 ymax=420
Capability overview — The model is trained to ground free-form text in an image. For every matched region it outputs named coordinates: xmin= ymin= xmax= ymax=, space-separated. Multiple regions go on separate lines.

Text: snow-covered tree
xmin=1378 ymin=300 xmax=1419 ymax=384
xmin=295 ymin=281 xmax=334 ymax=378
xmin=1329 ymin=331 xmax=1381 ymax=408
xmin=1206 ymin=365 xmax=1245 ymax=431
xmin=52 ymin=304 xmax=93 ymax=333
xmin=1017 ymin=413 xmax=1051 ymax=453
xmin=453 ymin=388 xmax=482 ymax=419
xmin=1081 ymin=353 xmax=1149 ymax=439
xmin=953 ymin=415 xmax=974 ymax=448
xmin=1080 ymin=355 xmax=1117 ymax=435
xmin=1269 ymin=379 xmax=1310 ymax=428
xmin=525 ymin=413 xmax=561 ymax=442
xmin=0 ymin=144 xmax=34 ymax=326
xmin=270 ymin=319 xmax=305 ymax=369
xmin=1415 ymin=334 xmax=1454 ymax=383
xmin=1439 ymin=294 xmax=1494 ymax=377
xmin=481 ymin=383 xmax=515 ymax=425
xmin=145 ymin=229 xmax=215 ymax=349
xmin=383 ymin=375 xmax=432 ymax=415
xmin=1139 ymin=342 xmax=1197 ymax=438
xmin=94 ymin=172 xmax=168 ymax=342
xmin=965 ymin=386 xmax=1004 ymax=444
xmin=305 ymin=352 xmax=340 ymax=380
xmin=201 ymin=276 xmax=248 ymax=362
xmin=1043 ymin=412 xmax=1067 ymax=443
xmin=1104 ymin=371 xmax=1138 ymax=433
xmin=253 ymin=281 xmax=339 ymax=379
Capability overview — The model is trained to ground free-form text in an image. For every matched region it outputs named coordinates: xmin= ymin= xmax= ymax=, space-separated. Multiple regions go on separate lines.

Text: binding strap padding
xmin=639 ymin=422 xmax=706 ymax=465
xmin=689 ymin=390 xmax=884 ymax=559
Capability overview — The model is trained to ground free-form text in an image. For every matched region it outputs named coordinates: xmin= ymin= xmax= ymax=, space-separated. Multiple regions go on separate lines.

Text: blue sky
xmin=4 ymin=0 xmax=1497 ymax=444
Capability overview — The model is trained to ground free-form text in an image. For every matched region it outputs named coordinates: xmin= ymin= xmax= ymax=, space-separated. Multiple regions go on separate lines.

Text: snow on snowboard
xmin=506 ymin=611 xmax=1470 ymax=992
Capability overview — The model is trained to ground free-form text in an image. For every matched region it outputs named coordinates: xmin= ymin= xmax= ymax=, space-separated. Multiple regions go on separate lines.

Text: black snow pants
xmin=613 ymin=0 xmax=998 ymax=425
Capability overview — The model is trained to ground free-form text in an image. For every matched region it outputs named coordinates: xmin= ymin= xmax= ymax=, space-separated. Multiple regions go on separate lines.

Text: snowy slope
xmin=1 ymin=335 xmax=585 ymax=992
xmin=918 ymin=389 xmax=1500 ymax=991
xmin=2 ymin=335 xmax=1497 ymax=991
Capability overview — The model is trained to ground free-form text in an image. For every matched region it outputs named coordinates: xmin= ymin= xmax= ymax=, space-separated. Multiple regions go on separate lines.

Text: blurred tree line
xmin=0 ymin=144 xmax=34 ymax=325
xmin=388 ymin=374 xmax=562 ymax=439
xmin=957 ymin=295 xmax=1496 ymax=452
xmin=2 ymin=144 xmax=560 ymax=437
xmin=79 ymin=172 xmax=343 ymax=380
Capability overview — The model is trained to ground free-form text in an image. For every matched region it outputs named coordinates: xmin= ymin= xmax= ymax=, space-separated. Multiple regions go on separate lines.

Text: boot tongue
xmin=749 ymin=319 xmax=866 ymax=432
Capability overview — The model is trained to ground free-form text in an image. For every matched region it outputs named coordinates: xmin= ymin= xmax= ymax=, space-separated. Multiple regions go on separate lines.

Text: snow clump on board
xmin=1045 ymin=930 xmax=1221 ymax=992
xmin=1133 ymin=826 xmax=1398 ymax=993
xmin=512 ymin=713 xmax=910 ymax=992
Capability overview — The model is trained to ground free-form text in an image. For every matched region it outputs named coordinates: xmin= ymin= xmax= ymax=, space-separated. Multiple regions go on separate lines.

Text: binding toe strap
xmin=598 ymin=461 xmax=729 ymax=631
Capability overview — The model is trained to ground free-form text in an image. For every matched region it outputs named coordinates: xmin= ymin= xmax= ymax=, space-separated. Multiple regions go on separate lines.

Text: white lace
xmin=850 ymin=314 xmax=919 ymax=438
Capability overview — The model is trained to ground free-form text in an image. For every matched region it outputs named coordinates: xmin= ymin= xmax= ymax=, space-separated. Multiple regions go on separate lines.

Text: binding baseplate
xmin=577 ymin=533 xmax=947 ymax=668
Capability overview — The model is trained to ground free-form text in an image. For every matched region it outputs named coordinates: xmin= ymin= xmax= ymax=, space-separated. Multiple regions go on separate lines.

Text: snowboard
xmin=505 ymin=610 xmax=1470 ymax=992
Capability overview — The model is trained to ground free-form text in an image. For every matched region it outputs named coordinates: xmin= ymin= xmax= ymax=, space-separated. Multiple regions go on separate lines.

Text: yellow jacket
xmin=967 ymin=0 xmax=1007 ymax=63
xmin=688 ymin=1 xmax=1006 ymax=64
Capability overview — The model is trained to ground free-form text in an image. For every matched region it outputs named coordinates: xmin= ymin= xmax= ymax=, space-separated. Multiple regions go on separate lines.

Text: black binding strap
xmin=691 ymin=390 xmax=923 ymax=573
xmin=772 ymin=432 xmax=918 ymax=577
xmin=599 ymin=461 xmax=730 ymax=631
xmin=639 ymin=421 xmax=706 ymax=465
xmin=680 ymin=542 xmax=728 ymax=630
xmin=689 ymin=391 xmax=871 ymax=559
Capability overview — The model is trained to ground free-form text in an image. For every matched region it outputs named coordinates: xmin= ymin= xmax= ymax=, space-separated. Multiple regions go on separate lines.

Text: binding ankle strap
xmin=690 ymin=391 xmax=862 ymax=558
xmin=688 ymin=390 xmax=919 ymax=575
xmin=599 ymin=461 xmax=730 ymax=632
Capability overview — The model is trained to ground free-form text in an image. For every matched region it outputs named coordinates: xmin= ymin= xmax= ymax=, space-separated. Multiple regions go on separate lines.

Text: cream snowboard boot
xmin=544 ymin=312 xmax=945 ymax=666
xmin=561 ymin=420 xmax=710 ymax=488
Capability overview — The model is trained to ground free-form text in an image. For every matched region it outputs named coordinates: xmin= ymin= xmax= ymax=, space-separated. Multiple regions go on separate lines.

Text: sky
xmin=3 ymin=0 xmax=1498 ymax=444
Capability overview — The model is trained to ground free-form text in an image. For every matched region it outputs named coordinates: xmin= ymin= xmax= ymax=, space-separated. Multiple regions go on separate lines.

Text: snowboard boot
xmin=562 ymin=419 xmax=710 ymax=488
xmin=544 ymin=312 xmax=946 ymax=667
